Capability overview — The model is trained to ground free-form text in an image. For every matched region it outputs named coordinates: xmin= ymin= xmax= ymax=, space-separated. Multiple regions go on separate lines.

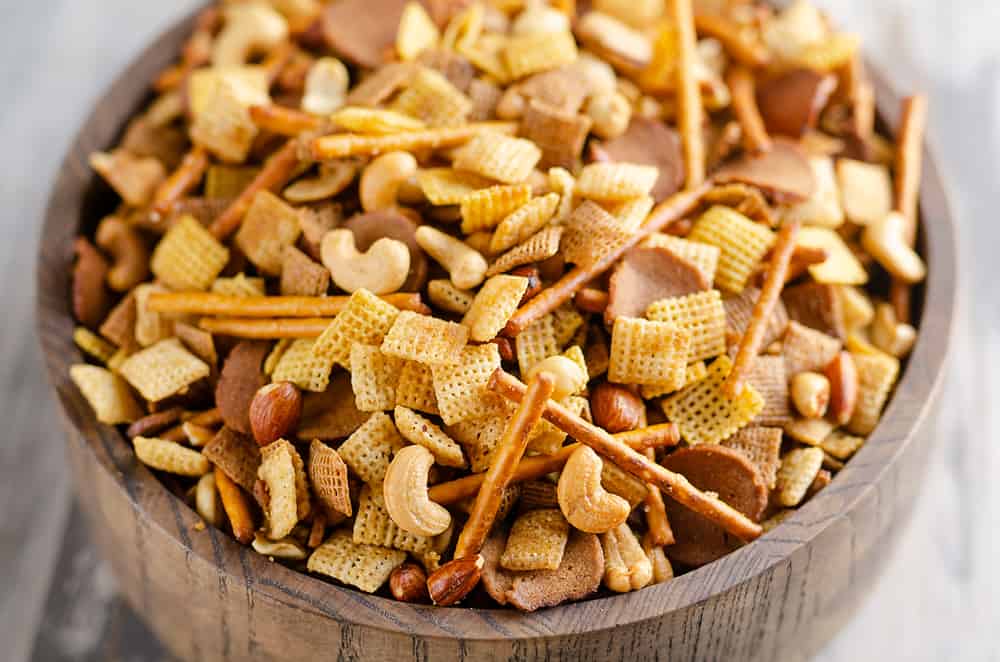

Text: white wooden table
xmin=1 ymin=2 xmax=996 ymax=660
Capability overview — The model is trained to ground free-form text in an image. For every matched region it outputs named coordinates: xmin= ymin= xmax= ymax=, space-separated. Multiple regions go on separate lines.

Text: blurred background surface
xmin=0 ymin=2 xmax=996 ymax=660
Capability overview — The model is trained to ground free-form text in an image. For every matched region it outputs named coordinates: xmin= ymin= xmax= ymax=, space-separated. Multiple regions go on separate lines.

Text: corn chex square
xmin=489 ymin=193 xmax=560 ymax=253
xmin=395 ymin=360 xmax=439 ymax=415
xmin=394 ymin=406 xmax=467 ymax=468
xmin=503 ymin=30 xmax=578 ymax=79
xmin=235 ymin=191 xmax=302 ymax=276
xmin=446 ymin=406 xmax=514 ymax=472
xmin=642 ymin=233 xmax=721 ymax=285
xmin=576 ymin=163 xmax=659 ymax=201
xmin=350 ymin=344 xmax=404 ymax=412
xmin=353 ymin=485 xmax=435 ymax=553
xmin=460 ymin=184 xmax=533 ymax=233
xmin=561 ymin=200 xmax=634 ymax=267
xmin=307 ymin=529 xmax=407 ymax=593
xmin=212 ymin=273 xmax=266 ymax=297
xmin=645 ymin=290 xmax=727 ymax=362
xmin=609 ymin=317 xmax=691 ymax=388
xmin=392 ymin=67 xmax=472 ymax=127
xmin=462 ymin=274 xmax=529 ymax=342
xmin=452 ymin=131 xmax=541 ymax=184
xmin=380 ymin=310 xmax=469 ymax=365
xmin=119 ymin=338 xmax=210 ymax=402
xmin=431 ymin=342 xmax=505 ymax=425
xmin=720 ymin=426 xmax=783 ymax=489
xmin=500 ymin=509 xmax=569 ymax=571
xmin=640 ymin=361 xmax=708 ymax=399
xmin=776 ymin=446 xmax=824 ymax=507
xmin=515 ymin=314 xmax=561 ymax=375
xmin=189 ymin=78 xmax=258 ymax=163
xmin=688 ymin=206 xmax=776 ymax=294
xmin=330 ymin=106 xmax=426 ymax=134
xmin=271 ymin=338 xmax=335 ymax=392
xmin=70 ymin=365 xmax=143 ymax=424
xmin=601 ymin=461 xmax=648 ymax=506
xmin=417 ymin=168 xmax=493 ymax=205
xmin=150 ymin=215 xmax=229 ymax=291
xmin=133 ymin=436 xmax=210 ymax=477
xmin=847 ymin=351 xmax=900 ymax=435
xmin=312 ymin=289 xmax=400 ymax=368
xmin=337 ymin=411 xmax=405 ymax=486
xmin=487 ymin=225 xmax=563 ymax=276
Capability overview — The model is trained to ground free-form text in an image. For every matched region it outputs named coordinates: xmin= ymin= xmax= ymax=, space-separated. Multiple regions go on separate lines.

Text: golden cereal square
xmin=380 ymin=310 xmax=469 ymax=365
xmin=431 ymin=342 xmax=505 ymax=425
xmin=642 ymin=233 xmax=721 ymax=284
xmin=234 ymin=190 xmax=302 ymax=276
xmin=446 ymin=406 xmax=513 ymax=472
xmin=487 ymin=225 xmax=563 ymax=276
xmin=337 ymin=411 xmax=406 ymax=486
xmin=211 ymin=273 xmax=266 ymax=297
xmin=820 ymin=430 xmax=865 ymax=460
xmin=462 ymin=274 xmax=530 ymax=342
xmin=417 ymin=168 xmax=493 ymax=205
xmin=661 ymin=355 xmax=765 ymax=445
xmin=782 ymin=321 xmax=843 ymax=377
xmin=561 ymin=200 xmax=633 ymax=267
xmin=350 ymin=344 xmax=404 ymax=412
xmin=330 ymin=106 xmax=426 ymax=134
xmin=519 ymin=99 xmax=592 ymax=170
xmin=783 ymin=417 xmax=836 ymax=446
xmin=601 ymin=461 xmax=648 ymax=507
xmin=259 ymin=439 xmax=302 ymax=539
xmin=687 ymin=206 xmax=776 ymax=294
xmin=576 ymin=163 xmax=659 ymax=201
xmin=646 ymin=290 xmax=727 ymax=362
xmin=392 ymin=67 xmax=472 ymax=127
xmin=609 ymin=317 xmax=692 ymax=388
xmin=272 ymin=338 xmax=336 ymax=392
xmin=745 ymin=355 xmax=792 ymax=427
xmin=847 ymin=351 xmax=900 ymax=435
xmin=69 ymin=365 xmax=143 ymax=424
xmin=460 ymin=184 xmax=533 ymax=233
xmin=393 ymin=405 xmax=467 ymax=468
xmin=312 ymin=289 xmax=401 ymax=368
xmin=119 ymin=338 xmax=210 ymax=402
xmin=353 ymin=485 xmax=435 ymax=553
xmin=427 ymin=279 xmax=474 ymax=315
xmin=189 ymin=78 xmax=258 ymax=163
xmin=133 ymin=436 xmax=210 ymax=477
xmin=489 ymin=193 xmax=560 ymax=253
xmin=307 ymin=529 xmax=407 ymax=593
xmin=395 ymin=360 xmax=440 ymax=415
xmin=776 ymin=446 xmax=824 ymax=507
xmin=500 ymin=509 xmax=569 ymax=571
xmin=796 ymin=226 xmax=869 ymax=286
xmin=452 ymin=131 xmax=542 ymax=184
xmin=721 ymin=427 xmax=783 ymax=489
xmin=503 ymin=30 xmax=578 ymax=79
xmin=604 ymin=196 xmax=655 ymax=233
xmin=640 ymin=360 xmax=709 ymax=399
xmin=150 ymin=215 xmax=230 ymax=291
xmin=515 ymin=314 xmax=561 ymax=375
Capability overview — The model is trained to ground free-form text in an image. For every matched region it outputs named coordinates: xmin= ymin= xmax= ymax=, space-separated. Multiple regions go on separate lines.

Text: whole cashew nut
xmin=861 ymin=211 xmax=927 ymax=284
xmin=556 ymin=446 xmax=630 ymax=534
xmin=383 ymin=445 xmax=452 ymax=537
xmin=414 ymin=226 xmax=487 ymax=290
xmin=321 ymin=229 xmax=410 ymax=295
xmin=601 ymin=523 xmax=653 ymax=593
xmin=212 ymin=4 xmax=289 ymax=67
xmin=194 ymin=472 xmax=222 ymax=528
xmin=301 ymin=57 xmax=349 ymax=116
xmin=360 ymin=151 xmax=419 ymax=213
xmin=95 ymin=216 xmax=150 ymax=292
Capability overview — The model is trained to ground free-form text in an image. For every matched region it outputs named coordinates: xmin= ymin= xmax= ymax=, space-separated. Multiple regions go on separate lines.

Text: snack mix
xmin=68 ymin=0 xmax=928 ymax=610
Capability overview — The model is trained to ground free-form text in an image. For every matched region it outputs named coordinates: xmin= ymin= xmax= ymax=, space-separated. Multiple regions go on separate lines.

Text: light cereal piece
xmin=73 ymin=327 xmax=117 ymax=364
xmin=642 ymin=359 xmax=711 ymax=399
xmin=795 ymin=33 xmax=860 ymax=72
xmin=281 ymin=246 xmax=330 ymax=297
xmin=89 ymin=149 xmax=166 ymax=207
xmin=417 ymin=168 xmax=492 ymax=205
xmin=745 ymin=355 xmax=792 ymax=427
xmin=500 ymin=509 xmax=569 ymax=571
xmin=353 ymin=485 xmax=435 ymax=553
xmin=576 ymin=163 xmax=659 ymax=202
xmin=642 ymin=233 xmax=720 ymax=284
xmin=350 ymin=345 xmax=404 ymax=412
xmin=312 ymin=289 xmax=400 ymax=368
xmin=271 ymin=338 xmax=335 ymax=392
xmin=489 ymin=193 xmax=560 ymax=253
xmin=783 ymin=156 xmax=844 ymax=228
xmin=338 ymin=411 xmax=406 ymax=485
xmin=487 ymin=225 xmax=563 ymax=276
xmin=847 ymin=351 xmax=900 ymax=435
xmin=515 ymin=314 xmax=560 ymax=375
xmin=723 ymin=286 xmax=790 ymax=351
xmin=646 ymin=290 xmax=726 ymax=362
xmin=150 ymin=215 xmax=229 ymax=291
xmin=460 ymin=37 xmax=511 ymax=85
xmin=452 ymin=131 xmax=542 ymax=184
xmin=310 ymin=439 xmax=352 ymax=518
xmin=234 ymin=191 xmax=302 ymax=276
xmin=133 ymin=283 xmax=173 ymax=348
xmin=796 ymin=227 xmax=869 ymax=285
xmin=346 ymin=62 xmax=417 ymax=107
xmin=687 ymin=206 xmax=776 ymax=293
xmin=427 ymin=279 xmax=474 ymax=315
xmin=446 ymin=407 xmax=513 ymax=472
xmin=525 ymin=395 xmax=586 ymax=456
xmin=661 ymin=355 xmax=765 ymax=445
xmin=258 ymin=439 xmax=300 ymax=539
xmin=460 ymin=184 xmax=533 ymax=233
xmin=394 ymin=406 xmax=467 ymax=468
xmin=263 ymin=339 xmax=291 ymax=376
xmin=783 ymin=417 xmax=836 ymax=446
xmin=212 ymin=273 xmax=266 ymax=297
xmin=519 ymin=480 xmax=560 ymax=511
xmin=380 ymin=310 xmax=469 ymax=365
xmin=463 ymin=274 xmax=530 ymax=342
xmin=134 ymin=436 xmax=210 ymax=476
xmin=312 ymin=123 xmax=517 ymax=159
xmin=432 ymin=342 xmax=504 ymax=425
xmin=330 ymin=106 xmax=426 ymax=134
xmin=519 ymin=100 xmax=592 ymax=170
xmin=393 ymin=67 xmax=472 ymax=127
xmin=776 ymin=446 xmax=824 ymax=507
xmin=836 ymin=159 xmax=891 ymax=227
xmin=119 ymin=338 xmax=209 ymax=402
xmin=395 ymin=360 xmax=439 ymax=415
xmin=552 ymin=305 xmax=585 ymax=347
xmin=821 ymin=430 xmax=865 ymax=460
xmin=601 ymin=461 xmax=648 ymax=507
xmin=721 ymin=427 xmax=783 ymax=489
xmin=609 ymin=317 xmax=691 ymax=388
xmin=307 ymin=529 xmax=407 ymax=593
xmin=173 ymin=321 xmax=217 ymax=368
xmin=604 ymin=196 xmax=655 ymax=233
xmin=783 ymin=321 xmax=843 ymax=377
xmin=396 ymin=1 xmax=439 ymax=60
xmin=504 ymin=30 xmax=578 ymax=79
xmin=189 ymin=78 xmax=258 ymax=163
xmin=560 ymin=200 xmax=633 ymax=267
xmin=70 ymin=364 xmax=143 ymax=424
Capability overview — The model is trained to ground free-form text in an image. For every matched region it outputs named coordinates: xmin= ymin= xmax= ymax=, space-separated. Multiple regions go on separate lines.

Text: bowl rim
xmin=35 ymin=6 xmax=958 ymax=641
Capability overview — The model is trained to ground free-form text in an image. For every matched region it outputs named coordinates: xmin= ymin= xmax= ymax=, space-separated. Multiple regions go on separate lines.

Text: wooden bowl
xmin=36 ymin=10 xmax=958 ymax=661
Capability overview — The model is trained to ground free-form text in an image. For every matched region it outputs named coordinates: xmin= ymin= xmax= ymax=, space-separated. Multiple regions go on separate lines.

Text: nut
xmin=302 ymin=57 xmax=349 ymax=115
xmin=824 ymin=351 xmax=858 ymax=425
xmin=526 ymin=356 xmax=587 ymax=400
xmin=585 ymin=91 xmax=632 ymax=140
xmin=791 ymin=371 xmax=830 ymax=419
xmin=249 ymin=382 xmax=303 ymax=447
xmin=557 ymin=446 xmax=630 ymax=533
xmin=359 ymin=151 xmax=419 ymax=213
xmin=871 ymin=302 xmax=917 ymax=358
xmin=568 ymin=53 xmax=617 ymax=97
xmin=641 ymin=533 xmax=674 ymax=585
xmin=251 ymin=532 xmax=308 ymax=560
xmin=415 ymin=225 xmax=488 ymax=290
xmin=95 ymin=216 xmax=150 ymax=292
xmin=194 ymin=472 xmax=222 ymax=527
xmin=426 ymin=555 xmax=484 ymax=606
xmin=321 ymin=228 xmax=411 ymax=294
xmin=601 ymin=523 xmax=653 ymax=593
xmin=389 ymin=562 xmax=430 ymax=603
xmin=382 ymin=445 xmax=452 ymax=537
xmin=590 ymin=383 xmax=644 ymax=433
xmin=511 ymin=6 xmax=570 ymax=35
xmin=861 ymin=211 xmax=927 ymax=284
xmin=212 ymin=4 xmax=289 ymax=67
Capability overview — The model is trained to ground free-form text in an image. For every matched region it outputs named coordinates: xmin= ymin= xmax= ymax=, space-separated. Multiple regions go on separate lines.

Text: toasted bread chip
xmin=150 ymin=215 xmax=230 ymax=291
xmin=847 ymin=351 xmax=900 ymax=435
xmin=395 ymin=359 xmax=440 ymax=416
xmin=310 ymin=439 xmax=353 ymax=518
xmin=821 ymin=430 xmax=865 ymax=460
xmin=346 ymin=62 xmax=416 ymax=107
xmin=641 ymin=233 xmax=720 ymax=285
xmin=576 ymin=163 xmax=659 ymax=202
xmin=297 ymin=372 xmax=372 ymax=441
xmin=353 ymin=485 xmax=435 ymax=553
xmin=783 ymin=281 xmax=845 ymax=340
xmin=280 ymin=245 xmax=330 ymax=297
xmin=393 ymin=67 xmax=473 ymax=127
xmin=73 ymin=327 xmax=117 ymax=364
xmin=216 ymin=340 xmax=269 ymax=434
xmin=338 ymin=411 xmax=406 ymax=486
xmin=783 ymin=321 xmax=843 ymax=377
xmin=745 ymin=355 xmax=792 ymax=427
xmin=601 ymin=460 xmax=649 ymax=507
xmin=646 ymin=290 xmax=726 ymax=362
xmin=350 ymin=344 xmax=404 ymax=412
xmin=212 ymin=273 xmax=266 ymax=297
xmin=119 ymin=338 xmax=210 ymax=402
xmin=609 ymin=317 xmax=691 ymax=389
xmin=202 ymin=426 xmax=261 ymax=492
xmin=460 ymin=184 xmax=533 ymax=233
xmin=70 ymin=364 xmax=143 ymax=424
xmin=432 ymin=342 xmax=504 ymax=425
xmin=490 ymin=193 xmax=560 ymax=253
xmin=381 ymin=310 xmax=469 ymax=365
xmin=134 ymin=436 xmax=210 ymax=477
xmin=783 ymin=417 xmax=836 ymax=447
xmin=782 ymin=156 xmax=844 ymax=228
xmin=90 ymin=149 xmax=166 ymax=207
xmin=271 ymin=338 xmax=335 ymax=392
xmin=189 ymin=78 xmax=259 ymax=163
xmin=331 ymin=106 xmax=426 ymax=134
xmin=234 ymin=191 xmax=302 ymax=276
xmin=427 ymin=279 xmax=474 ymax=315
xmin=796 ymin=226 xmax=869 ymax=285
xmin=452 ymin=131 xmax=541 ymax=184
xmin=687 ymin=206 xmax=776 ymax=294
xmin=560 ymin=200 xmax=633 ymax=267
xmin=259 ymin=439 xmax=301 ymax=539
xmin=312 ymin=289 xmax=401 ymax=368
xmin=504 ymin=30 xmax=578 ymax=79
xmin=307 ymin=529 xmax=407 ymax=593
xmin=487 ymin=225 xmax=563 ymax=276
xmin=417 ymin=168 xmax=492 ymax=206
xmin=519 ymin=100 xmax=592 ymax=170
xmin=606 ymin=245 xmax=708 ymax=321
xmin=394 ymin=405 xmax=467 ymax=468
xmin=723 ymin=286 xmax=790 ymax=351
xmin=776 ymin=446 xmax=824 ymax=507
xmin=463 ymin=275 xmax=530 ymax=342
xmin=515 ymin=314 xmax=560 ymax=375
xmin=500 ymin=509 xmax=569 ymax=571
xmin=721 ymin=426 xmax=783 ymax=489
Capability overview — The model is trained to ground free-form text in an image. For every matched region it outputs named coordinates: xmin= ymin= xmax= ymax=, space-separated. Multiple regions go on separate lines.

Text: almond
xmin=426 ymin=555 xmax=484 ymax=606
xmin=825 ymin=351 xmax=858 ymax=425
xmin=249 ymin=382 xmax=303 ymax=446
xmin=389 ymin=562 xmax=430 ymax=603
xmin=590 ymin=383 xmax=644 ymax=433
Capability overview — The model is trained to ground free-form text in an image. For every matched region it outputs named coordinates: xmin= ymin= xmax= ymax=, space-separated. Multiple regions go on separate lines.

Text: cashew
xmin=871 ymin=302 xmax=917 ymax=358
xmin=641 ymin=535 xmax=675 ymax=585
xmin=585 ymin=91 xmax=632 ymax=140
xmin=569 ymin=52 xmax=618 ymax=97
xmin=95 ymin=216 xmax=150 ymax=292
xmin=600 ymin=523 xmax=653 ymax=593
xmin=383 ymin=445 xmax=452 ymax=537
xmin=359 ymin=151 xmax=419 ymax=213
xmin=557 ymin=446 xmax=630 ymax=534
xmin=251 ymin=532 xmax=308 ymax=560
xmin=302 ymin=57 xmax=349 ymax=115
xmin=320 ymin=229 xmax=410 ymax=295
xmin=512 ymin=6 xmax=570 ymax=35
xmin=212 ymin=4 xmax=289 ymax=67
xmin=861 ymin=211 xmax=927 ymax=284
xmin=791 ymin=371 xmax=830 ymax=419
xmin=414 ymin=226 xmax=488 ymax=290
xmin=194 ymin=472 xmax=222 ymax=527
xmin=526 ymin=356 xmax=587 ymax=400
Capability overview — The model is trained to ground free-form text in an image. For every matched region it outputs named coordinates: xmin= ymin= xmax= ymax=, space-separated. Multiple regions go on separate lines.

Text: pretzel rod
xmin=250 ymin=104 xmax=323 ymax=136
xmin=694 ymin=13 xmax=770 ymax=68
xmin=148 ymin=292 xmax=427 ymax=317
xmin=210 ymin=139 xmax=301 ymax=240
xmin=727 ymin=65 xmax=772 ymax=154
xmin=311 ymin=122 xmax=518 ymax=159
xmin=429 ymin=423 xmax=680 ymax=505
xmin=724 ymin=220 xmax=801 ymax=398
xmin=453 ymin=373 xmax=556 ymax=559
xmin=894 ymin=94 xmax=928 ymax=247
xmin=670 ymin=0 xmax=706 ymax=188
xmin=150 ymin=145 xmax=210 ymax=220
xmin=643 ymin=447 xmax=675 ymax=546
xmin=503 ymin=182 xmax=710 ymax=336
xmin=215 ymin=467 xmax=256 ymax=545
xmin=199 ymin=317 xmax=334 ymax=338
xmin=574 ymin=287 xmax=609 ymax=314
xmin=161 ymin=407 xmax=222 ymax=442
xmin=488 ymin=370 xmax=762 ymax=542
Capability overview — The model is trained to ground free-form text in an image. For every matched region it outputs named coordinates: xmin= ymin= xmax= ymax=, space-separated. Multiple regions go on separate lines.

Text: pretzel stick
xmin=889 ymin=94 xmax=928 ymax=323
xmin=250 ymin=104 xmax=323 ymax=136
xmin=726 ymin=65 xmax=772 ymax=155
xmin=148 ymin=292 xmax=427 ymax=317
xmin=752 ymin=244 xmax=828 ymax=285
xmin=503 ymin=182 xmax=710 ymax=336
xmin=210 ymin=139 xmax=301 ymax=240
xmin=215 ymin=467 xmax=256 ymax=545
xmin=724 ymin=220 xmax=801 ymax=398
xmin=311 ymin=122 xmax=518 ymax=159
xmin=846 ymin=56 xmax=875 ymax=148
xmin=643 ymin=447 xmax=675 ymax=546
xmin=199 ymin=317 xmax=334 ymax=339
xmin=488 ymin=370 xmax=762 ymax=542
xmin=693 ymin=13 xmax=770 ymax=68
xmin=669 ymin=0 xmax=705 ymax=188
xmin=453 ymin=373 xmax=556 ymax=559
xmin=574 ymin=288 xmax=609 ymax=314
xmin=429 ymin=424 xmax=680 ymax=505
xmin=150 ymin=145 xmax=210 ymax=221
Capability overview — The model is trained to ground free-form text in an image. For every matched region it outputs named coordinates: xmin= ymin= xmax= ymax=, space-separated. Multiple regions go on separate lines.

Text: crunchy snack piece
xmin=446 ymin=407 xmax=513 ymax=472
xmin=381 ymin=310 xmax=469 ymax=365
xmin=150 ymin=215 xmax=230 ymax=291
xmin=119 ymin=338 xmax=210 ymax=402
xmin=641 ymin=233 xmax=720 ymax=285
xmin=432 ymin=342 xmax=504 ymax=425
xmin=712 ymin=138 xmax=815 ymax=204
xmin=452 ymin=131 xmax=542 ymax=184
xmin=746 ymin=356 xmax=792 ymax=427
xmin=331 ymin=106 xmax=425 ymax=135
xmin=350 ymin=344 xmax=404 ymax=412
xmin=73 ymin=327 xmax=117 ymax=364
xmin=782 ymin=156 xmax=844 ymax=228
xmin=463 ymin=275 xmax=530 ymax=342
xmin=297 ymin=373 xmax=372 ymax=441
xmin=427 ymin=279 xmax=474 ymax=315
xmin=646 ymin=290 xmax=726 ymax=362
xmin=560 ymin=200 xmax=633 ymax=267
xmin=393 ymin=67 xmax=472 ymax=127
xmin=338 ymin=411 xmax=406 ymax=486
xmin=312 ymin=289 xmax=401 ymax=368
xmin=847 ymin=351 xmax=900 ymax=435
xmin=490 ymin=193 xmax=560 ymax=254
xmin=395 ymin=360 xmax=439 ymax=415
xmin=259 ymin=439 xmax=306 ymax=539
xmin=487 ymin=226 xmax=563 ymax=277
xmin=98 ymin=291 xmax=136 ymax=348
xmin=609 ymin=317 xmax=691 ymax=389
xmin=309 ymin=439 xmax=352 ymax=518
xmin=606 ymin=245 xmax=709 ymax=321
xmin=687 ymin=206 xmax=776 ymax=294
xmin=504 ymin=30 xmax=578 ymax=80
xmin=460 ymin=184 xmax=533 ymax=234
xmin=796 ymin=227 xmax=868 ymax=285
xmin=189 ymin=78 xmax=259 ymax=164
xmin=784 ymin=416 xmax=836 ymax=446
xmin=307 ymin=529 xmax=407 ymax=593
xmin=90 ymin=149 xmax=166 ymax=207
xmin=576 ymin=163 xmax=659 ymax=202
xmin=216 ymin=340 xmax=270 ymax=434
xmin=604 ymin=196 xmax=654 ymax=233
xmin=234 ymin=191 xmax=302 ymax=276
xmin=723 ymin=286 xmax=790 ymax=351
xmin=837 ymin=158 xmax=892 ymax=226
xmin=353 ymin=485 xmax=435 ymax=553
xmin=519 ymin=100 xmax=592 ymax=170
xmin=212 ymin=274 xmax=266 ymax=298
xmin=202 ymin=426 xmax=261 ymax=492
xmin=134 ymin=436 xmax=210 ymax=477
xmin=417 ymin=168 xmax=492 ymax=206
xmin=515 ymin=314 xmax=560 ymax=375
xmin=599 ymin=118 xmax=684 ymax=202
xmin=600 ymin=460 xmax=649 ymax=507
xmin=526 ymin=395 xmax=585 ymax=456
xmin=312 ymin=122 xmax=518 ymax=159
xmin=782 ymin=281 xmax=846 ymax=340
xmin=783 ymin=321 xmax=843 ymax=377
xmin=721 ymin=426 xmax=783 ymax=489
xmin=776 ymin=446 xmax=824 ymax=507
xmin=394 ymin=406 xmax=466 ymax=468
xmin=271 ymin=338 xmax=335 ymax=392
xmin=821 ymin=430 xmax=865 ymax=461
xmin=284 ymin=160 xmax=360 ymax=203
xmin=70 ymin=365 xmax=144 ymax=424
xmin=500 ymin=509 xmax=569 ymax=571
xmin=280 ymin=246 xmax=330 ymax=297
